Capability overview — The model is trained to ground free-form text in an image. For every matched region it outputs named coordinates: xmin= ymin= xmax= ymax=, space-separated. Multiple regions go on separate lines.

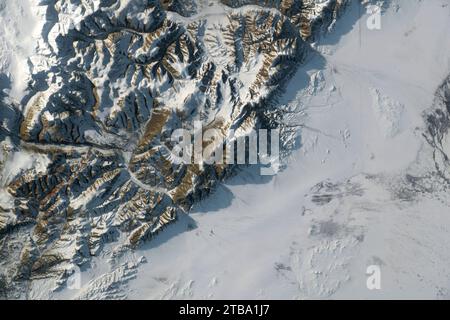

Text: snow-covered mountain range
xmin=1 ymin=0 xmax=450 ymax=300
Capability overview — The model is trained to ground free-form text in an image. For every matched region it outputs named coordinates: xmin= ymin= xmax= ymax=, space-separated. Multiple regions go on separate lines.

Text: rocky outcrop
xmin=424 ymin=76 xmax=450 ymax=183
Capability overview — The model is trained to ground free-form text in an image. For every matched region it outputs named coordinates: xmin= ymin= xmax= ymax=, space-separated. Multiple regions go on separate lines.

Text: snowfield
xmin=2 ymin=0 xmax=450 ymax=300
xmin=0 ymin=0 xmax=42 ymax=100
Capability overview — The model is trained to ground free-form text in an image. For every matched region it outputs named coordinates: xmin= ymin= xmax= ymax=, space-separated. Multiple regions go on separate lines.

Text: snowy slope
xmin=0 ymin=0 xmax=42 ymax=100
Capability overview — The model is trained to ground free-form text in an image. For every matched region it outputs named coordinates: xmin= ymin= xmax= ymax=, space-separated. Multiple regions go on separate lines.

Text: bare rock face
xmin=221 ymin=0 xmax=346 ymax=40
xmin=0 ymin=0 xmax=347 ymax=297
xmin=425 ymin=76 xmax=450 ymax=183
